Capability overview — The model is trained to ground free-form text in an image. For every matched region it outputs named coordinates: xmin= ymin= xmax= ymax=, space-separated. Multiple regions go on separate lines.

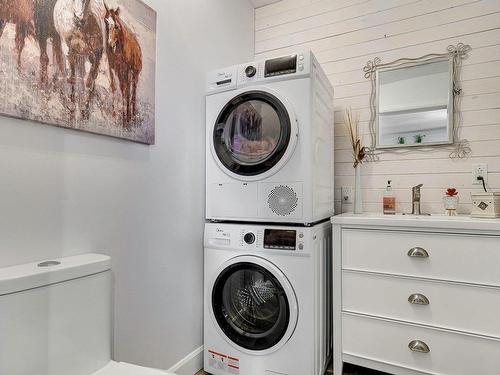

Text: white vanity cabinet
xmin=332 ymin=214 xmax=500 ymax=375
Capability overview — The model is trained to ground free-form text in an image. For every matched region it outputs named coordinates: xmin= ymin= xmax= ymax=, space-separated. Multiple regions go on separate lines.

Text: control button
xmin=244 ymin=232 xmax=256 ymax=244
xmin=298 ymin=243 xmax=304 ymax=250
xmin=298 ymin=65 xmax=304 ymax=71
xmin=299 ymin=233 xmax=304 ymax=239
xmin=245 ymin=65 xmax=257 ymax=78
xmin=299 ymin=55 xmax=304 ymax=61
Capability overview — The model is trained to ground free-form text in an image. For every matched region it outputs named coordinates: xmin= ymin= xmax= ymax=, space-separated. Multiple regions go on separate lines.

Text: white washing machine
xmin=206 ymin=51 xmax=334 ymax=225
xmin=203 ymin=221 xmax=332 ymax=375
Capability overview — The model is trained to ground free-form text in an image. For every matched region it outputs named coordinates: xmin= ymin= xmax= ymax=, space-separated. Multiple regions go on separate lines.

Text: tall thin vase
xmin=354 ymin=164 xmax=363 ymax=214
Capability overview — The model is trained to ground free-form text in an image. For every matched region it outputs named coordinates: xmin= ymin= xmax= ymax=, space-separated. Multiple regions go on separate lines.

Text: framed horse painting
xmin=0 ymin=0 xmax=157 ymax=144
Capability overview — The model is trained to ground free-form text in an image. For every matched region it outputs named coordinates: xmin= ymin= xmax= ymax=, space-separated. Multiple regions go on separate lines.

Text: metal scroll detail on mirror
xmin=363 ymin=43 xmax=472 ymax=161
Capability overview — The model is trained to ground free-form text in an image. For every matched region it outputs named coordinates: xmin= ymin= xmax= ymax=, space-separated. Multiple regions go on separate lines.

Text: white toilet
xmin=0 ymin=253 xmax=176 ymax=375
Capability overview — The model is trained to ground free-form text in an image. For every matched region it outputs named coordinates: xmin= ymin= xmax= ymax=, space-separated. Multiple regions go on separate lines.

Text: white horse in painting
xmin=53 ymin=0 xmax=105 ymax=43
xmin=53 ymin=0 xmax=105 ymax=121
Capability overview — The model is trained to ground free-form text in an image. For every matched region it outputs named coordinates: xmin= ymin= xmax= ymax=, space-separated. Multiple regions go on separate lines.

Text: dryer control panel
xmin=204 ymin=223 xmax=310 ymax=255
xmin=206 ymin=51 xmax=313 ymax=95
xmin=237 ymin=52 xmax=310 ymax=87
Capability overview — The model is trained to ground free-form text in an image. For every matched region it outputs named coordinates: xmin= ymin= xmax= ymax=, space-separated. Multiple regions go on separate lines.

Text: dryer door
xmin=211 ymin=256 xmax=298 ymax=354
xmin=212 ymin=89 xmax=298 ymax=181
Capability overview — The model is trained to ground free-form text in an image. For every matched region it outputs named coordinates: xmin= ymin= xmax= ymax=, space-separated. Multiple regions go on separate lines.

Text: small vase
xmin=443 ymin=195 xmax=459 ymax=216
xmin=354 ymin=164 xmax=363 ymax=214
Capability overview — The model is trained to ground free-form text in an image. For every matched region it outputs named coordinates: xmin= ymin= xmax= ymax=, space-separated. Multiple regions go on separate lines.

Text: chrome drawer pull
xmin=408 ymin=340 xmax=430 ymax=353
xmin=408 ymin=293 xmax=430 ymax=305
xmin=407 ymin=247 xmax=429 ymax=258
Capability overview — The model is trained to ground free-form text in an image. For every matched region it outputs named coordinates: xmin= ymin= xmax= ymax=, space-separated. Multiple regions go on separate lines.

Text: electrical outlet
xmin=342 ymin=186 xmax=353 ymax=204
xmin=472 ymin=164 xmax=488 ymax=185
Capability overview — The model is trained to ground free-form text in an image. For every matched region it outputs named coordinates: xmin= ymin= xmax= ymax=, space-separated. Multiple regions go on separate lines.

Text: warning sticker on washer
xmin=207 ymin=349 xmax=240 ymax=374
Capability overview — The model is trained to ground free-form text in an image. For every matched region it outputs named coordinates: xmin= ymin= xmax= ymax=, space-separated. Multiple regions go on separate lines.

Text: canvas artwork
xmin=0 ymin=0 xmax=156 ymax=144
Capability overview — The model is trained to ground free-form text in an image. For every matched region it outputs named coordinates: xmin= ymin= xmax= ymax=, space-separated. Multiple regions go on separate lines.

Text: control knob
xmin=244 ymin=232 xmax=256 ymax=244
xmin=245 ymin=65 xmax=257 ymax=78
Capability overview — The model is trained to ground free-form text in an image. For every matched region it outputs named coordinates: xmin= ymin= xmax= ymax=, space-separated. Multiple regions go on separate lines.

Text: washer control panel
xmin=205 ymin=223 xmax=309 ymax=253
xmin=238 ymin=228 xmax=305 ymax=252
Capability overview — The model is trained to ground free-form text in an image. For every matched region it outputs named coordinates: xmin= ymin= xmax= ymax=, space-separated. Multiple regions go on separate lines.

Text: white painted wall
xmin=0 ymin=0 xmax=254 ymax=371
xmin=255 ymin=0 xmax=500 ymax=214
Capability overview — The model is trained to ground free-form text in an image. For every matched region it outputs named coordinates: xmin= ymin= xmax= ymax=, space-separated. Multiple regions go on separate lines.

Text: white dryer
xmin=206 ymin=52 xmax=334 ymax=225
xmin=203 ymin=221 xmax=332 ymax=375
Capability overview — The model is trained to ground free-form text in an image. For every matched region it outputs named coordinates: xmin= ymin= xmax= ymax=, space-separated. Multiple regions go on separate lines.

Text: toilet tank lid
xmin=0 ymin=253 xmax=111 ymax=296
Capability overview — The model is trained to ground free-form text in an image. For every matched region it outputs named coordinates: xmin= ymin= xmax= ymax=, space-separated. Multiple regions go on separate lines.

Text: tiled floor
xmin=197 ymin=361 xmax=388 ymax=374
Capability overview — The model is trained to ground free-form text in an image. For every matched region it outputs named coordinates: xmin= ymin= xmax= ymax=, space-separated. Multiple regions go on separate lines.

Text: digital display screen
xmin=264 ymin=229 xmax=297 ymax=250
xmin=265 ymin=55 xmax=297 ymax=77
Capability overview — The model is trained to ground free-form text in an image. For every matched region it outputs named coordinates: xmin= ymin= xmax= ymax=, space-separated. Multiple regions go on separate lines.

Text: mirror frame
xmin=364 ymin=43 xmax=472 ymax=160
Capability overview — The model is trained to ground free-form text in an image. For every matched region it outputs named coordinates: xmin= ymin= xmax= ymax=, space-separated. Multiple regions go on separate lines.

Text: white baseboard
xmin=167 ymin=345 xmax=204 ymax=375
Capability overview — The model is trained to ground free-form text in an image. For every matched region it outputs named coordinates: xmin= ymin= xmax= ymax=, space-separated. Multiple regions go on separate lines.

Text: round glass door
xmin=213 ymin=91 xmax=292 ymax=177
xmin=212 ymin=261 xmax=292 ymax=351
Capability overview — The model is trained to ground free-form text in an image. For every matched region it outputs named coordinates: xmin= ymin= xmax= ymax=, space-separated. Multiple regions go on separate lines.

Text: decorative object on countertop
xmin=383 ymin=180 xmax=396 ymax=215
xmin=363 ymin=43 xmax=472 ymax=161
xmin=471 ymin=192 xmax=500 ymax=219
xmin=345 ymin=108 xmax=366 ymax=214
xmin=354 ymin=165 xmax=363 ymax=214
xmin=443 ymin=188 xmax=459 ymax=216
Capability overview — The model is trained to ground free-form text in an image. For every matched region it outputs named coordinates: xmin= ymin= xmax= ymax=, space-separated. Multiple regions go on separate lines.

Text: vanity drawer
xmin=342 ymin=271 xmax=500 ymax=338
xmin=342 ymin=229 xmax=500 ymax=286
xmin=343 ymin=313 xmax=500 ymax=375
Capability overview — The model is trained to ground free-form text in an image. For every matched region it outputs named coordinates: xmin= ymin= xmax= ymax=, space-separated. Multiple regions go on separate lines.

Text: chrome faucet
xmin=412 ymin=184 xmax=423 ymax=215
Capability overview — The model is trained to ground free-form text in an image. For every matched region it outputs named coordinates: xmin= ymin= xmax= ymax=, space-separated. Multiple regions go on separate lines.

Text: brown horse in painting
xmin=0 ymin=0 xmax=65 ymax=83
xmin=54 ymin=0 xmax=104 ymax=121
xmin=104 ymin=3 xmax=142 ymax=128
xmin=34 ymin=0 xmax=66 ymax=84
xmin=0 ymin=0 xmax=34 ymax=70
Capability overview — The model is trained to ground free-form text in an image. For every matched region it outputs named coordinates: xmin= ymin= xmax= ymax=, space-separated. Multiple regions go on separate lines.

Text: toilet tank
xmin=0 ymin=254 xmax=111 ymax=375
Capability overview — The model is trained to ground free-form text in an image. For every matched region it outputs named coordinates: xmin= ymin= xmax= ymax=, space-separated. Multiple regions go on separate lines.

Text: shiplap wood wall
xmin=255 ymin=0 xmax=500 ymax=214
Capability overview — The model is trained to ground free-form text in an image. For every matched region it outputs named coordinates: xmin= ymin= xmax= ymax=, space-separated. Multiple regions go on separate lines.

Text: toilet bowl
xmin=0 ymin=253 xmax=176 ymax=375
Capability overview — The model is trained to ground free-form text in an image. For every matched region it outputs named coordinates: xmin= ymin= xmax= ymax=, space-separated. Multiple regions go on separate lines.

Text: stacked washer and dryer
xmin=204 ymin=52 xmax=335 ymax=375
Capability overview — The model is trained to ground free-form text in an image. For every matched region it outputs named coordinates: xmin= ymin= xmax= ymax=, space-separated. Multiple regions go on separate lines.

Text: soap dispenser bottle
xmin=383 ymin=180 xmax=396 ymax=215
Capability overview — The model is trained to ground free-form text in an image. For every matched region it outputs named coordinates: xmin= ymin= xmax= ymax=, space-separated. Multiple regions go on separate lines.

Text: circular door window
xmin=213 ymin=91 xmax=292 ymax=177
xmin=212 ymin=261 xmax=294 ymax=351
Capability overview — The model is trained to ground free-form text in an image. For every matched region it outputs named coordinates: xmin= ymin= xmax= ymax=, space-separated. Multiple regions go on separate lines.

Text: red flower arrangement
xmin=446 ymin=188 xmax=458 ymax=197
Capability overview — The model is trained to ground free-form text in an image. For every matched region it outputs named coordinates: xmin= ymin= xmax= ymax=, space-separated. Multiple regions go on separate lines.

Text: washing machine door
xmin=211 ymin=256 xmax=298 ymax=354
xmin=212 ymin=89 xmax=298 ymax=181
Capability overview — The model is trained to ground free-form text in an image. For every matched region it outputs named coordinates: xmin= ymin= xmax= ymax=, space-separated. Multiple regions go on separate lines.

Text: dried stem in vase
xmin=344 ymin=108 xmax=365 ymax=168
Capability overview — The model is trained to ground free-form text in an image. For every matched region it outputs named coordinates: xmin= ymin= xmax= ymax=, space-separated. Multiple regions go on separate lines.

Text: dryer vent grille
xmin=268 ymin=185 xmax=298 ymax=216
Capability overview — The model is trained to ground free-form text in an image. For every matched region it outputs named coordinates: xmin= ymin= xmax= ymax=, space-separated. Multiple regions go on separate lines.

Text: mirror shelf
xmin=363 ymin=43 xmax=472 ymax=161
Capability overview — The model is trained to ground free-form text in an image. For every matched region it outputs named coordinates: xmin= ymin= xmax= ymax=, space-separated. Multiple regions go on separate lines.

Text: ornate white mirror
xmin=364 ymin=43 xmax=472 ymax=160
